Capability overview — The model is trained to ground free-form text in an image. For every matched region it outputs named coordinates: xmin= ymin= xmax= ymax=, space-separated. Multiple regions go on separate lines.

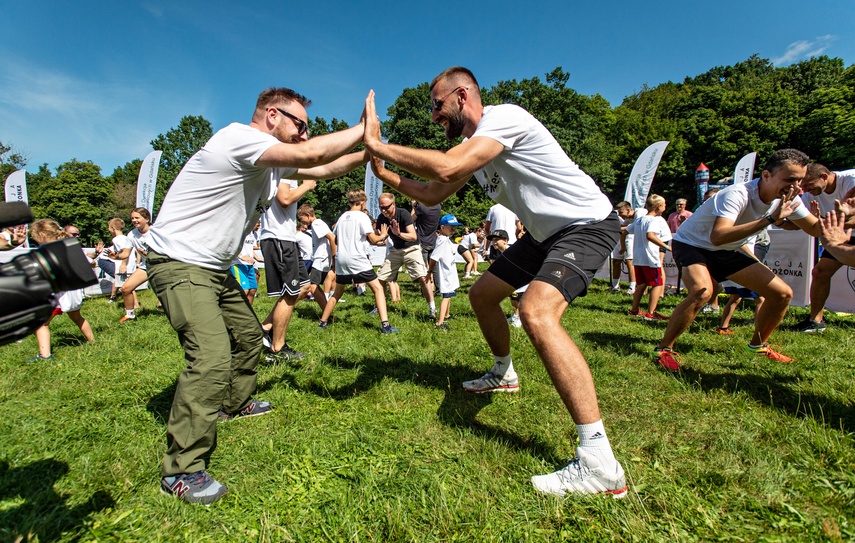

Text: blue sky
xmin=1 ymin=0 xmax=853 ymax=176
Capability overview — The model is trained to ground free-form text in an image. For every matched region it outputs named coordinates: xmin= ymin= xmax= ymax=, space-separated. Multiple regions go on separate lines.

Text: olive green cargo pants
xmin=147 ymin=252 xmax=263 ymax=477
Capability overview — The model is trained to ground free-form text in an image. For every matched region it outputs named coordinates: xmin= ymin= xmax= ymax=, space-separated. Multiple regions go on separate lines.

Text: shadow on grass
xmin=283 ymin=354 xmax=558 ymax=463
xmin=146 ymin=381 xmax=177 ymax=424
xmin=0 ymin=459 xmax=114 ymax=543
xmin=677 ymin=367 xmax=855 ymax=433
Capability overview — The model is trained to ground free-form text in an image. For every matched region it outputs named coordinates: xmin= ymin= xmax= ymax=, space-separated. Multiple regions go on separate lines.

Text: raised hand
xmin=363 ymin=90 xmax=382 ymax=152
xmin=819 ymin=207 xmax=851 ymax=248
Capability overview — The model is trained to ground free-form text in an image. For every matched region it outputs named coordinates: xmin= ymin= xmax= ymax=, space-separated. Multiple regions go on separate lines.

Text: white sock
xmin=429 ymin=301 xmax=436 ymax=313
xmin=126 ymin=309 xmax=135 ymax=318
xmin=611 ymin=279 xmax=619 ymax=288
xmin=577 ymin=420 xmax=616 ymax=466
xmin=628 ymin=282 xmax=636 ymax=290
xmin=491 ymin=354 xmax=515 ymax=377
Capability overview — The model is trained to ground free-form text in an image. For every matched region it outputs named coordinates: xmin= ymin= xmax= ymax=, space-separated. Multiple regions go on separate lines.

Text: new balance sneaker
xmin=653 ymin=348 xmax=681 ymax=371
xmin=508 ymin=314 xmax=522 ymax=328
xmin=795 ymin=319 xmax=826 ymax=333
xmin=161 ymin=470 xmax=228 ymax=505
xmin=716 ymin=327 xmax=734 ymax=335
xmin=218 ymin=399 xmax=273 ymax=421
xmin=381 ymin=323 xmax=399 ymax=334
xmin=119 ymin=315 xmax=135 ymax=323
xmin=462 ymin=371 xmax=519 ymax=393
xmin=531 ymin=448 xmax=627 ymax=499
xmin=746 ymin=343 xmax=793 ymax=363
xmin=24 ymin=354 xmax=54 ymax=364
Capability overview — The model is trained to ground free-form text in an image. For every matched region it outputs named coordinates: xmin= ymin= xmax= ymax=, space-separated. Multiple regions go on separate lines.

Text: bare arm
xmin=710 ymin=187 xmax=802 ymax=246
xmin=396 ymin=223 xmax=418 ymax=243
xmin=275 ymin=180 xmax=317 ymax=207
xmin=646 ymin=232 xmax=669 ymax=251
xmin=369 ymin=156 xmax=469 ymax=206
xmin=325 ymin=232 xmax=336 ymax=258
xmin=287 ymin=150 xmax=369 ymax=181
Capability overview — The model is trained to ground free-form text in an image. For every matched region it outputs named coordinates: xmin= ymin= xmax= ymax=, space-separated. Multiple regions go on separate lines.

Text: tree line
xmin=2 ymin=55 xmax=852 ymax=245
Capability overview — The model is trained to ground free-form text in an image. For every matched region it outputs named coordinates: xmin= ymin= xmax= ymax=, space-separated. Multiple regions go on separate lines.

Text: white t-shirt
xmin=613 ymin=208 xmax=647 ymax=259
xmin=799 ymin=169 xmax=855 ymax=215
xmin=675 ymin=178 xmax=810 ymax=251
xmin=485 ymin=204 xmax=519 ymax=245
xmin=112 ymin=234 xmax=136 ymax=274
xmin=147 ymin=123 xmax=290 ymax=270
xmin=333 ymin=210 xmax=374 ymax=276
xmin=626 ymin=214 xmax=670 ymax=267
xmin=259 ymin=179 xmax=299 ymax=242
xmin=431 ymin=235 xmax=460 ymax=294
xmin=462 ymin=232 xmax=479 ymax=250
xmin=231 ymin=231 xmax=257 ymax=267
xmin=309 ymin=218 xmax=333 ymax=271
xmin=127 ymin=227 xmax=150 ymax=270
xmin=469 ymin=104 xmax=613 ymax=241
xmin=296 ymin=231 xmax=313 ymax=262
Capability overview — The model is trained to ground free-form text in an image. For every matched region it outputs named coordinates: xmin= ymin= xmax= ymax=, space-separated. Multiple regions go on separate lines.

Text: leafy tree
xmin=107 ymin=159 xmax=144 ymax=221
xmin=28 ymin=160 xmax=113 ymax=245
xmin=149 ymin=115 xmax=213 ymax=216
xmin=0 ymin=140 xmax=28 ymax=183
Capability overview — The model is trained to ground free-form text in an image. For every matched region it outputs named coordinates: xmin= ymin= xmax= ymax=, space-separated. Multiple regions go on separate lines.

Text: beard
xmin=445 ymin=109 xmax=466 ymax=140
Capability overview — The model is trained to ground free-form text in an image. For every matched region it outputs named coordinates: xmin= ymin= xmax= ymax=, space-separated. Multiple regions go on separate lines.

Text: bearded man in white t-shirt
xmin=364 ymin=66 xmax=625 ymax=499
xmin=146 ymin=87 xmax=371 ymax=505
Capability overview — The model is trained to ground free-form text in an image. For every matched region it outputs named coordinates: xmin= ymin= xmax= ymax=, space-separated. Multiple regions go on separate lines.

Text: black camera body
xmin=0 ymin=202 xmax=97 ymax=347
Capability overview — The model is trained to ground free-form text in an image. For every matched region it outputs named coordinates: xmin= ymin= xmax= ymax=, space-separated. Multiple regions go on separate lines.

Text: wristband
xmin=765 ymin=215 xmax=776 ymax=224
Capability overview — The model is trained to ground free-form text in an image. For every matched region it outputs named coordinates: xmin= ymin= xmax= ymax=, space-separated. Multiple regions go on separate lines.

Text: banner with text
xmin=4 ymin=169 xmax=28 ymax=204
xmin=623 ymin=141 xmax=669 ymax=209
xmin=136 ymin=150 xmax=162 ymax=215
xmin=364 ymin=159 xmax=383 ymax=219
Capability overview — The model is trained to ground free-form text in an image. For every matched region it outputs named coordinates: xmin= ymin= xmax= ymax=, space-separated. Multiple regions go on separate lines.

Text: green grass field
xmin=1 ymin=270 xmax=854 ymax=542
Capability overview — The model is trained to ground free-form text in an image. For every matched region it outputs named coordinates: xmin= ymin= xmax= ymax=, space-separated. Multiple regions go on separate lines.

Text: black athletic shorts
xmin=671 ymin=239 xmax=760 ymax=283
xmin=309 ymin=267 xmax=329 ymax=286
xmin=336 ymin=269 xmax=377 ymax=285
xmin=819 ymin=234 xmax=855 ymax=263
xmin=260 ymin=238 xmax=309 ymax=297
xmin=488 ymin=213 xmax=620 ymax=303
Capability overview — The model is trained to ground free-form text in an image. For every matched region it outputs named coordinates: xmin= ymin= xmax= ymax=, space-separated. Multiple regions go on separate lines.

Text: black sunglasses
xmin=275 ymin=108 xmax=309 ymax=136
xmin=431 ymin=86 xmax=466 ymax=111
xmin=379 ymin=203 xmax=393 ymax=211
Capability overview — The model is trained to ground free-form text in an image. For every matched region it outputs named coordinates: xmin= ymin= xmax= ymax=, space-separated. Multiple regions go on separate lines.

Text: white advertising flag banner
xmin=763 ymin=229 xmax=814 ymax=306
xmin=824 ymin=259 xmax=855 ymax=314
xmin=733 ymin=152 xmax=757 ymax=185
xmin=136 ymin=150 xmax=162 ymax=215
xmin=364 ymin=159 xmax=383 ymax=219
xmin=4 ymin=169 xmax=28 ymax=204
xmin=623 ymin=141 xmax=669 ymax=209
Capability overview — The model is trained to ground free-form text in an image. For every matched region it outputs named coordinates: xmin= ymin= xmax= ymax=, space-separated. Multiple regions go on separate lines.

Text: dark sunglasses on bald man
xmin=274 ymin=108 xmax=309 ymax=136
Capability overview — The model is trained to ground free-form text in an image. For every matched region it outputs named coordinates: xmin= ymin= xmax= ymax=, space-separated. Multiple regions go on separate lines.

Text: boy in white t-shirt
xmin=624 ymin=195 xmax=671 ymax=321
xmin=428 ymin=213 xmax=462 ymax=329
xmin=105 ymin=217 xmax=135 ymax=303
xmin=297 ymin=204 xmax=336 ymax=313
xmin=318 ymin=189 xmax=398 ymax=334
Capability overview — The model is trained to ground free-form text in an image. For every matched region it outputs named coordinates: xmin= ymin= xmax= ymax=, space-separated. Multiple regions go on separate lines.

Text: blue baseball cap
xmin=439 ymin=213 xmax=462 ymax=226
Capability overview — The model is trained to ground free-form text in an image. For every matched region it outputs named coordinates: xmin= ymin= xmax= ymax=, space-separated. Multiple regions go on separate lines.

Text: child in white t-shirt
xmin=624 ymin=195 xmax=671 ymax=321
xmin=25 ymin=219 xmax=95 ymax=362
xmin=428 ymin=214 xmax=463 ymax=329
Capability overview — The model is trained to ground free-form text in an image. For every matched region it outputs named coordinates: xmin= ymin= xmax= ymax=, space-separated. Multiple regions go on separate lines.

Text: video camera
xmin=0 ymin=202 xmax=97 ymax=347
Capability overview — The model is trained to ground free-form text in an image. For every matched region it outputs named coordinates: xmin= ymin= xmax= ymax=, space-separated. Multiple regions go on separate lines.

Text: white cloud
xmin=772 ymin=35 xmax=837 ymax=66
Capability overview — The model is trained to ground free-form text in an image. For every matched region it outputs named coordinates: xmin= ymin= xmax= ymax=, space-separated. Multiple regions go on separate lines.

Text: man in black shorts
xmin=363 ymin=67 xmax=625 ymax=499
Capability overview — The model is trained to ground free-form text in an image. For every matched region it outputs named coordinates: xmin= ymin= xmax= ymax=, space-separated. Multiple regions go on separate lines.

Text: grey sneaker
xmin=796 ymin=319 xmax=826 ymax=333
xmin=531 ymin=448 xmax=627 ymax=498
xmin=462 ymin=371 xmax=519 ymax=393
xmin=381 ymin=323 xmax=399 ymax=334
xmin=24 ymin=354 xmax=54 ymax=364
xmin=265 ymin=343 xmax=306 ymax=363
xmin=701 ymin=304 xmax=720 ymax=314
xmin=369 ymin=306 xmax=379 ymax=315
xmin=161 ymin=470 xmax=228 ymax=505
xmin=218 ymin=399 xmax=273 ymax=421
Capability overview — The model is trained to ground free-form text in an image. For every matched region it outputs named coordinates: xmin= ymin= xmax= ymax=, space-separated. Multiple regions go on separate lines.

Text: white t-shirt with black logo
xmin=469 ymin=104 xmax=613 ymax=242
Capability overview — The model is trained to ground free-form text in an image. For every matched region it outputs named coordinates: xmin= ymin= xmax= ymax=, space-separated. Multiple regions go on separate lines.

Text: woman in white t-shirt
xmin=118 ymin=208 xmax=153 ymax=322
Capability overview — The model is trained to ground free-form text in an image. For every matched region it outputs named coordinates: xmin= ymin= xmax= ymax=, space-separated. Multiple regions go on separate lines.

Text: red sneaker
xmin=653 ymin=348 xmax=681 ymax=371
xmin=648 ymin=311 xmax=669 ymax=321
xmin=747 ymin=344 xmax=793 ymax=363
